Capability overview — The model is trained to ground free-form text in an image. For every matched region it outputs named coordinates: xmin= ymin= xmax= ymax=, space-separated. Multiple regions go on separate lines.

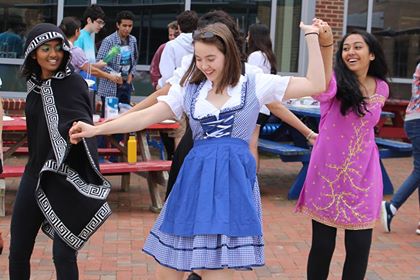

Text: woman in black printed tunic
xmin=8 ymin=23 xmax=111 ymax=280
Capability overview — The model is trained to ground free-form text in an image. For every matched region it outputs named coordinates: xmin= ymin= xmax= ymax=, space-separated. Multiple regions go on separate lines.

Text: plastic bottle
xmin=127 ymin=132 xmax=137 ymax=164
xmin=103 ymin=45 xmax=121 ymax=63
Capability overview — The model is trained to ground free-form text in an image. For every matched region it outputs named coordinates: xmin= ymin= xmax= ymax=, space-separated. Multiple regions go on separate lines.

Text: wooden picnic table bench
xmin=258 ymin=137 xmax=413 ymax=200
xmin=0 ymin=160 xmax=172 ymax=216
xmin=258 ymin=139 xmax=311 ymax=199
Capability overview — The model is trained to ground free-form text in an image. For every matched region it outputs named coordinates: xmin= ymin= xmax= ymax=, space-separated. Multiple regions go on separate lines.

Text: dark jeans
xmin=116 ymin=82 xmax=132 ymax=105
xmin=391 ymin=119 xmax=420 ymax=209
xmin=9 ymin=173 xmax=78 ymax=280
xmin=307 ymin=220 xmax=372 ymax=280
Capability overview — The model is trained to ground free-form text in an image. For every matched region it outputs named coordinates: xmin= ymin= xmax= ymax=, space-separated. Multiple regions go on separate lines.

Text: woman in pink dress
xmin=295 ymin=20 xmax=390 ymax=280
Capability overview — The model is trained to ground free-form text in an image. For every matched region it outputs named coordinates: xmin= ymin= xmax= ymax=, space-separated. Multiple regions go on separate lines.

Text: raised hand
xmin=312 ymin=18 xmax=333 ymax=47
xmin=300 ymin=21 xmax=320 ymax=36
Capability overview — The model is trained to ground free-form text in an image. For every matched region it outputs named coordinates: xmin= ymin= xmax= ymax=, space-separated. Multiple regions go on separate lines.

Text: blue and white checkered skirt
xmin=142 ymin=182 xmax=264 ymax=271
xmin=142 ymin=170 xmax=264 ymax=271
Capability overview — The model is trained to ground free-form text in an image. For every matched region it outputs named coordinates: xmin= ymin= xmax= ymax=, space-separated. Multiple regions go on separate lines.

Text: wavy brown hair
xmin=180 ymin=23 xmax=241 ymax=94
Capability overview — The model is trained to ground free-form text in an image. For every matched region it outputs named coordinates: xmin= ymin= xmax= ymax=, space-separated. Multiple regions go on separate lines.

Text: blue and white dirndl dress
xmin=143 ymin=75 xmax=265 ymax=271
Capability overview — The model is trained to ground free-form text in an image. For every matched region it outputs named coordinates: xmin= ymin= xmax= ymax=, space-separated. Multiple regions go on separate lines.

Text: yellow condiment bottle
xmin=127 ymin=132 xmax=137 ymax=164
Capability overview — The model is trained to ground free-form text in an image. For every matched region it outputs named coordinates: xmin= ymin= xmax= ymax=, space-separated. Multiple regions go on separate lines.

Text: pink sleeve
xmin=313 ymin=74 xmax=337 ymax=103
xmin=377 ymin=79 xmax=390 ymax=101
xmin=70 ymin=47 xmax=88 ymax=71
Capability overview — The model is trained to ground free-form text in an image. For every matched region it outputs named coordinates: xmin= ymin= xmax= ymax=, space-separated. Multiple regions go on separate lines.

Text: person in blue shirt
xmin=74 ymin=5 xmax=107 ymax=90
xmin=0 ymin=15 xmax=25 ymax=58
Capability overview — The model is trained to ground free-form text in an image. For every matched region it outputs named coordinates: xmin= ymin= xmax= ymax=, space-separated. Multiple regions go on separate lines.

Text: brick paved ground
xmin=0 ymin=155 xmax=419 ymax=279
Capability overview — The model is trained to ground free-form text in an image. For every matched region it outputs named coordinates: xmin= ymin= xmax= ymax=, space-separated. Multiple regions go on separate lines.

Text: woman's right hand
xmin=313 ymin=18 xmax=333 ymax=47
xmin=69 ymin=121 xmax=97 ymax=144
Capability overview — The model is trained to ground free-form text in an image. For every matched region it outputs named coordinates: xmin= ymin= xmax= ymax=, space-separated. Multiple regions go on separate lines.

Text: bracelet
xmin=306 ymin=131 xmax=315 ymax=140
xmin=321 ymin=42 xmax=334 ymax=48
xmin=305 ymin=32 xmax=319 ymax=37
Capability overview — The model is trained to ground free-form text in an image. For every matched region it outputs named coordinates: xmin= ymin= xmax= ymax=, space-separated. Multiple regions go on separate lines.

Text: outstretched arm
xmin=283 ymin=20 xmax=326 ymax=100
xmin=70 ymin=101 xmax=175 ymax=143
xmin=116 ymin=83 xmax=171 ymax=118
xmin=80 ymin=63 xmax=123 ymax=84
xmin=267 ymin=102 xmax=317 ymax=144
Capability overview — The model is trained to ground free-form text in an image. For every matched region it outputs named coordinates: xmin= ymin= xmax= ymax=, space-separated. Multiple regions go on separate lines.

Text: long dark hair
xmin=247 ymin=23 xmax=277 ymax=74
xmin=334 ymin=30 xmax=389 ymax=116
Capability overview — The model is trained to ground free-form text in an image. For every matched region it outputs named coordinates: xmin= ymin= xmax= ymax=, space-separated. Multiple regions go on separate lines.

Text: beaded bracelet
xmin=304 ymin=32 xmax=319 ymax=37
xmin=306 ymin=131 xmax=315 ymax=140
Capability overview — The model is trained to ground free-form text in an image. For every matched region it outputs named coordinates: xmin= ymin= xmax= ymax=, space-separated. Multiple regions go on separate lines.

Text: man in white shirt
xmin=158 ymin=10 xmax=198 ymax=88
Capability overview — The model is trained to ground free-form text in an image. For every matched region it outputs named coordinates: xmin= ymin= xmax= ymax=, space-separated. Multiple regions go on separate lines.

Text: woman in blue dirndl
xmin=70 ymin=21 xmax=326 ymax=279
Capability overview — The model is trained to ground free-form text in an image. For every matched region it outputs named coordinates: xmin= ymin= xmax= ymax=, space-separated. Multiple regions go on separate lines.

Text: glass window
xmin=63 ymin=0 xmax=90 ymax=24
xmin=0 ymin=1 xmax=58 ymax=59
xmin=191 ymin=0 xmax=272 ymax=33
xmin=346 ymin=0 xmax=368 ymax=32
xmin=371 ymin=0 xmax=420 ymax=81
xmin=0 ymin=64 xmax=26 ymax=92
xmin=274 ymin=0 xmax=301 ymax=73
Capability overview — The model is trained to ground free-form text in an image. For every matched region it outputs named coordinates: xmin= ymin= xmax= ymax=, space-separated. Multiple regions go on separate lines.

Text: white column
xmin=57 ymin=0 xmax=64 ymax=26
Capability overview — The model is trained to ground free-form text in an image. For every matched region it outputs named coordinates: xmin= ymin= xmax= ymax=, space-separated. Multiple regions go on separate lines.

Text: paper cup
xmin=85 ymin=79 xmax=95 ymax=88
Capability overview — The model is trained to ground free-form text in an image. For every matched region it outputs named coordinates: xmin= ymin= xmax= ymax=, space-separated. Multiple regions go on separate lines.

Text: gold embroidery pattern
xmin=366 ymin=94 xmax=386 ymax=108
xmin=312 ymin=118 xmax=372 ymax=223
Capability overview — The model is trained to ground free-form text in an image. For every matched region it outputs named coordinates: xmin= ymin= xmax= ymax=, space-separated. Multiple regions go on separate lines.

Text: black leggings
xmin=9 ymin=173 xmax=78 ymax=280
xmin=165 ymin=124 xmax=194 ymax=199
xmin=307 ymin=220 xmax=372 ymax=280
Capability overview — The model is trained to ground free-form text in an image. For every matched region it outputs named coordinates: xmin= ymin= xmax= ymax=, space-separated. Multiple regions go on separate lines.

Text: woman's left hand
xmin=300 ymin=21 xmax=320 ymax=36
xmin=308 ymin=132 xmax=318 ymax=145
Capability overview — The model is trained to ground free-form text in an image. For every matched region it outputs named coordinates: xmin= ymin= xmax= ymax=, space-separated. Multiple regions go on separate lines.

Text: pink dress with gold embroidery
xmin=295 ymin=75 xmax=389 ymax=229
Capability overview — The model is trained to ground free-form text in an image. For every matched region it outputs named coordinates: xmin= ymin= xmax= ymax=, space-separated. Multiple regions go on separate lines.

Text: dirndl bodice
xmin=160 ymin=74 xmax=262 ymax=237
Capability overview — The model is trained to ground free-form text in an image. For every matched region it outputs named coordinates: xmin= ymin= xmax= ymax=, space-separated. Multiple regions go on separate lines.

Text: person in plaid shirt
xmin=97 ymin=10 xmax=138 ymax=116
xmin=382 ymin=59 xmax=420 ymax=235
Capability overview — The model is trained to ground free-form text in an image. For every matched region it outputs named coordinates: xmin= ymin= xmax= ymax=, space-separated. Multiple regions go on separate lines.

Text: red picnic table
xmin=1 ymin=116 xmax=179 ymax=213
xmin=376 ymin=99 xmax=409 ymax=141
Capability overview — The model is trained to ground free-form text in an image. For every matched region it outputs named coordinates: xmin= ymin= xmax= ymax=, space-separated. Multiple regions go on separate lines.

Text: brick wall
xmin=316 ymin=0 xmax=344 ymax=49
